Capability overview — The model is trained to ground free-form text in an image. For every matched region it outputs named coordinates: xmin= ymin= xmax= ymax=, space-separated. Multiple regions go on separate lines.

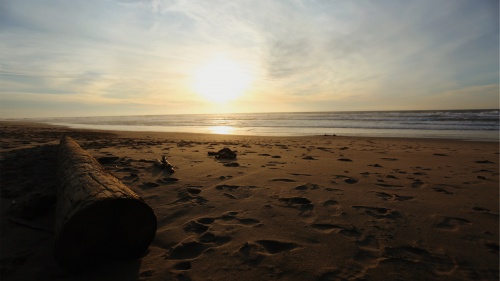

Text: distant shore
xmin=1 ymin=121 xmax=498 ymax=281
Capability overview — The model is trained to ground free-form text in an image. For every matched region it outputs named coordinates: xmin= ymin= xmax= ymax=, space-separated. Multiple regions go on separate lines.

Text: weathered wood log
xmin=55 ymin=136 xmax=156 ymax=272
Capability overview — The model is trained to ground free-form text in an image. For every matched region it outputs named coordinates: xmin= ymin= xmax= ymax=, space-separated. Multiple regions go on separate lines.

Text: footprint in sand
xmin=216 ymin=184 xmax=259 ymax=200
xmin=268 ymin=160 xmax=286 ymax=165
xmin=431 ymin=187 xmax=454 ymax=195
xmin=294 ymin=183 xmax=320 ymax=190
xmin=472 ymin=206 xmax=490 ymax=212
xmin=216 ymin=184 xmax=259 ymax=191
xmin=186 ymin=187 xmax=201 ymax=195
xmin=236 ymin=239 xmax=300 ymax=264
xmin=216 ymin=211 xmax=262 ymax=227
xmin=332 ymin=175 xmax=359 ymax=185
xmin=323 ymin=199 xmax=339 ymax=207
xmin=344 ymin=178 xmax=358 ymax=184
xmin=172 ymin=261 xmax=191 ymax=271
xmin=373 ymin=192 xmax=414 ymax=201
xmin=356 ymin=234 xmax=382 ymax=252
xmin=279 ymin=197 xmax=311 ymax=205
xmin=173 ymin=190 xmax=208 ymax=205
xmin=463 ymin=235 xmax=499 ymax=255
xmin=472 ymin=207 xmax=499 ymax=218
xmin=380 ymin=157 xmax=398 ymax=161
xmin=237 ymin=243 xmax=266 ymax=265
xmin=278 ymin=196 xmax=314 ymax=217
xmin=352 ymin=248 xmax=385 ymax=269
xmin=352 ymin=206 xmax=401 ymax=219
xmin=311 ymin=223 xmax=363 ymax=239
xmin=169 ymin=241 xmax=210 ymax=260
xmin=411 ymin=180 xmax=425 ymax=188
xmin=317 ymin=269 xmax=345 ymax=281
xmin=382 ymin=246 xmax=457 ymax=275
xmin=236 ymin=218 xmax=261 ymax=225
xmin=255 ymin=240 xmax=300 ymax=254
xmin=196 ymin=217 xmax=216 ymax=224
xmin=221 ymin=192 xmax=237 ymax=199
xmin=270 ymin=178 xmax=297 ymax=182
xmin=199 ymin=232 xmax=232 ymax=245
xmin=393 ymin=169 xmax=407 ymax=175
xmin=279 ymin=197 xmax=313 ymax=208
xmin=311 ymin=223 xmax=341 ymax=233
xmin=183 ymin=220 xmax=209 ymax=234
xmin=157 ymin=177 xmax=180 ymax=185
xmin=474 ymin=160 xmax=495 ymax=164
xmin=474 ymin=169 xmax=493 ymax=173
xmin=171 ymin=218 xmax=236 ymax=261
xmin=116 ymin=167 xmax=141 ymax=173
xmin=485 ymin=242 xmax=499 ymax=255
xmin=216 ymin=184 xmax=240 ymax=191
xmin=123 ymin=173 xmax=139 ymax=181
xmin=376 ymin=183 xmax=404 ymax=189
xmin=289 ymin=173 xmax=312 ymax=177
xmin=434 ymin=216 xmax=471 ymax=231
xmin=141 ymin=181 xmax=160 ymax=189
xmin=321 ymin=200 xmax=342 ymax=216
xmin=302 ymin=156 xmax=317 ymax=160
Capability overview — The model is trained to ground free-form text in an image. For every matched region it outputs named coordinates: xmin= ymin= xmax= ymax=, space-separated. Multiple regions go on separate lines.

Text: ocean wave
xmin=30 ymin=109 xmax=499 ymax=140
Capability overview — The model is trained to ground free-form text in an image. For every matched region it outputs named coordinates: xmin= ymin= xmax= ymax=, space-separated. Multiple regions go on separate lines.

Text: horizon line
xmin=2 ymin=108 xmax=499 ymax=120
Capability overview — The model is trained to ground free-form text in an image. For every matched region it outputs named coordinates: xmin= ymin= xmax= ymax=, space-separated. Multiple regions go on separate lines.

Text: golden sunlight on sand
xmin=1 ymin=122 xmax=498 ymax=280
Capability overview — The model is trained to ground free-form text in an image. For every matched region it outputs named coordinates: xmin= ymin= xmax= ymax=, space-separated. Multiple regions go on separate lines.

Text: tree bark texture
xmin=55 ymin=136 xmax=157 ymax=272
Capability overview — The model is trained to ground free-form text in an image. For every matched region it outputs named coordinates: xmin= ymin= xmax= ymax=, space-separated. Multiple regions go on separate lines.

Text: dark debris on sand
xmin=208 ymin=148 xmax=237 ymax=159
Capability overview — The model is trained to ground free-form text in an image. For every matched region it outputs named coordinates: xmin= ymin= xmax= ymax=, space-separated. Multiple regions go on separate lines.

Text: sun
xmin=192 ymin=54 xmax=252 ymax=103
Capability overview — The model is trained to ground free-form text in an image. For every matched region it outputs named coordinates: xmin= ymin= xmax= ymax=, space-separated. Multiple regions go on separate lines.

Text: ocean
xmin=31 ymin=109 xmax=499 ymax=141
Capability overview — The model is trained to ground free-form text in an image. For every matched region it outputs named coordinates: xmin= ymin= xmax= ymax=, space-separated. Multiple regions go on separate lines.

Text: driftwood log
xmin=55 ymin=136 xmax=157 ymax=272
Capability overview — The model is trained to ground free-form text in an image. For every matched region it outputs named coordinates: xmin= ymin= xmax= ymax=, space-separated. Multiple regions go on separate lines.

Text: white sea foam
xmin=27 ymin=110 xmax=499 ymax=141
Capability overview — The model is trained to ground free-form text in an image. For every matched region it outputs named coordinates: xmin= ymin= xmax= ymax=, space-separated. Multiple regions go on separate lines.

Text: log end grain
xmin=54 ymin=198 xmax=156 ymax=272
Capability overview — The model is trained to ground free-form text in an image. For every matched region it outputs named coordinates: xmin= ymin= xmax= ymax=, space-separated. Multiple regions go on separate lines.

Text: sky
xmin=0 ymin=0 xmax=498 ymax=118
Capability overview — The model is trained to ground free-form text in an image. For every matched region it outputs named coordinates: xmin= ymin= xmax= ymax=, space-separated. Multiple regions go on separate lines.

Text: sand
xmin=0 ymin=121 xmax=498 ymax=281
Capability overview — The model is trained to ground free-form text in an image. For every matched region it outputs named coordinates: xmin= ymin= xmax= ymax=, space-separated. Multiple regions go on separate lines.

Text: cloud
xmin=427 ymin=84 xmax=499 ymax=109
xmin=0 ymin=0 xmax=498 ymax=117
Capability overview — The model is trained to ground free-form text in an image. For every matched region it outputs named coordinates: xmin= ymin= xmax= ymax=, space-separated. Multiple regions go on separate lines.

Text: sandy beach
xmin=0 ymin=121 xmax=498 ymax=281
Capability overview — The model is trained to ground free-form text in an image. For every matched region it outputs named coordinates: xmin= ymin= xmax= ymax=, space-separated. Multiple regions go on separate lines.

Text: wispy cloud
xmin=0 ymin=0 xmax=498 ymax=117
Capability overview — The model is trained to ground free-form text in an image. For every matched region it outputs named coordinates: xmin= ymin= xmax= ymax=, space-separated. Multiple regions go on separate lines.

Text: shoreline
xmin=3 ymin=108 xmax=498 ymax=142
xmin=1 ymin=121 xmax=498 ymax=280
xmin=1 ymin=120 xmax=498 ymax=143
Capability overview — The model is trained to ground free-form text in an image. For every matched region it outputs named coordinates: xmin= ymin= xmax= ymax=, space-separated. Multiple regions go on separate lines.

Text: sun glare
xmin=193 ymin=54 xmax=252 ymax=103
xmin=210 ymin=125 xmax=234 ymax=134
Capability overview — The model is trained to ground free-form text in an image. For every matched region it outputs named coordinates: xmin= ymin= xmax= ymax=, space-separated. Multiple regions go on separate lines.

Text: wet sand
xmin=0 ymin=121 xmax=498 ymax=281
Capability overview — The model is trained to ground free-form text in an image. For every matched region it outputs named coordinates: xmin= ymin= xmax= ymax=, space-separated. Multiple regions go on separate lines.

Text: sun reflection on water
xmin=210 ymin=125 xmax=234 ymax=135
